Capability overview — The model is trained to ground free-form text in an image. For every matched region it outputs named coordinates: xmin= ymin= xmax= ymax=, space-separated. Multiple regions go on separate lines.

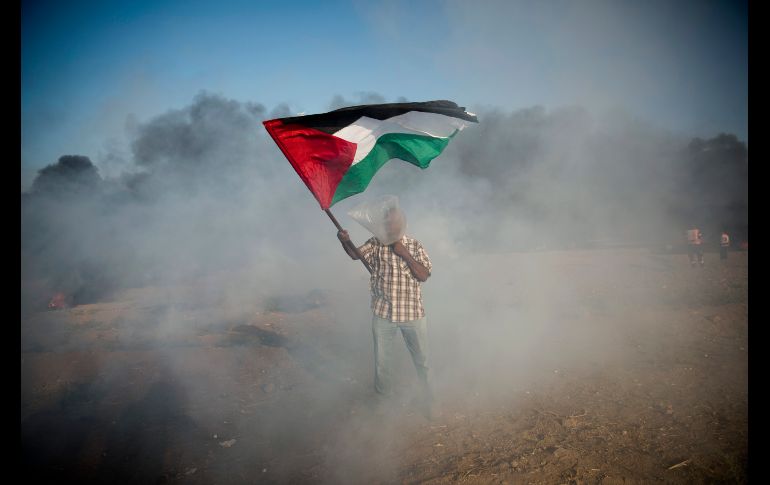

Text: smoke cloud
xmin=21 ymin=90 xmax=747 ymax=482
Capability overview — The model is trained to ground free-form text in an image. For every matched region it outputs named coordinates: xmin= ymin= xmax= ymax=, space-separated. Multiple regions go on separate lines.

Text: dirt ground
xmin=21 ymin=247 xmax=748 ymax=484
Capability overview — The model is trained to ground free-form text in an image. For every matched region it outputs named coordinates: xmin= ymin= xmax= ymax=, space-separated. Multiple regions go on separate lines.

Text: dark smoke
xmin=21 ymin=92 xmax=748 ymax=484
xmin=128 ymin=92 xmax=269 ymax=198
xmin=329 ymin=92 xmax=389 ymax=110
xmin=21 ymin=93 xmax=747 ymax=312
xmin=674 ymin=134 xmax=748 ymax=238
xmin=30 ymin=155 xmax=103 ymax=197
xmin=433 ymin=105 xmax=747 ymax=249
xmin=268 ymin=102 xmax=292 ymax=119
xmin=21 ymin=92 xmax=286 ymax=314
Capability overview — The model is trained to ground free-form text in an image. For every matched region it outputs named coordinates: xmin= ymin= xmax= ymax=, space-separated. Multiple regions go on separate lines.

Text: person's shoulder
xmin=404 ymin=235 xmax=425 ymax=247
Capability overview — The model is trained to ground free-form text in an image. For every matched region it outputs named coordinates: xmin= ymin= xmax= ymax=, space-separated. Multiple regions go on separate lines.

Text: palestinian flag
xmin=263 ymin=100 xmax=478 ymax=209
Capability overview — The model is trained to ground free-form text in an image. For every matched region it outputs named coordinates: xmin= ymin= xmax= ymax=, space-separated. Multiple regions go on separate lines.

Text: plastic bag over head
xmin=348 ymin=195 xmax=407 ymax=246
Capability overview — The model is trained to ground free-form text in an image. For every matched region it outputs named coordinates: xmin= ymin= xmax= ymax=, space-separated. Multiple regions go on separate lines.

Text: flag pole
xmin=325 ymin=209 xmax=373 ymax=274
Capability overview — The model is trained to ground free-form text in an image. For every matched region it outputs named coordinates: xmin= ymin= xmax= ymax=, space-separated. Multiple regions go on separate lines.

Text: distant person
xmin=720 ymin=230 xmax=731 ymax=260
xmin=337 ymin=204 xmax=436 ymax=419
xmin=686 ymin=226 xmax=705 ymax=267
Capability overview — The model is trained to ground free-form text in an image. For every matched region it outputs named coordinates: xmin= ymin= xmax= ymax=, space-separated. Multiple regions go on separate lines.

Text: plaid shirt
xmin=358 ymin=235 xmax=432 ymax=322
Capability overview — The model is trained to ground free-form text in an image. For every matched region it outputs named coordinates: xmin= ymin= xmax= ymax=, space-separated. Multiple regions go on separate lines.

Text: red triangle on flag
xmin=263 ymin=120 xmax=356 ymax=209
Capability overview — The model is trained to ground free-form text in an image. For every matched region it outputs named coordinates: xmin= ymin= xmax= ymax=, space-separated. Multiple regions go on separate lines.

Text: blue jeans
xmin=372 ymin=315 xmax=432 ymax=402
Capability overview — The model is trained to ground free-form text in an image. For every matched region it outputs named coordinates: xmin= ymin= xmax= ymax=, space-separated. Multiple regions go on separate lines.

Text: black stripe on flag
xmin=274 ymin=100 xmax=478 ymax=135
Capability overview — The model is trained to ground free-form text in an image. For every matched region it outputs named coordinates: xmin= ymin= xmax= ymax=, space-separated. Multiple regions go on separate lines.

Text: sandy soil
xmin=21 ymin=248 xmax=748 ymax=484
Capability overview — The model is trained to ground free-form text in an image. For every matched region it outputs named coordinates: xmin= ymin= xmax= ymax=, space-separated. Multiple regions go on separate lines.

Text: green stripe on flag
xmin=330 ymin=132 xmax=452 ymax=206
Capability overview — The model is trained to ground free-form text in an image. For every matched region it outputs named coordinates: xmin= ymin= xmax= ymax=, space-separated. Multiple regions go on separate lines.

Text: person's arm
xmin=337 ymin=230 xmax=360 ymax=260
xmin=391 ymin=241 xmax=431 ymax=282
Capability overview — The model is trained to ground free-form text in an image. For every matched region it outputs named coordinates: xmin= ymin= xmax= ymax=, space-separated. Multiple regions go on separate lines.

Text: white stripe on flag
xmin=334 ymin=111 xmax=471 ymax=165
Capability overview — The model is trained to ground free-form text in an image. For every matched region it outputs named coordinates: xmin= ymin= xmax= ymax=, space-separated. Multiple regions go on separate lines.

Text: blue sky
xmin=21 ymin=0 xmax=747 ymax=190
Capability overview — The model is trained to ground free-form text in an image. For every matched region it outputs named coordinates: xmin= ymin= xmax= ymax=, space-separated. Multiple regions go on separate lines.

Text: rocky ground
xmin=21 ymin=247 xmax=748 ymax=484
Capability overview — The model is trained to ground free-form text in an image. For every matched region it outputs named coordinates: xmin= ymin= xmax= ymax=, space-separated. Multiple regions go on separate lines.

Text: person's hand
xmin=337 ymin=230 xmax=350 ymax=243
xmin=391 ymin=241 xmax=409 ymax=258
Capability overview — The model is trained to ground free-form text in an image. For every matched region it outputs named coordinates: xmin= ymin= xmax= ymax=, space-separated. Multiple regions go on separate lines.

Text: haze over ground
xmin=21 ymin=2 xmax=747 ymax=482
